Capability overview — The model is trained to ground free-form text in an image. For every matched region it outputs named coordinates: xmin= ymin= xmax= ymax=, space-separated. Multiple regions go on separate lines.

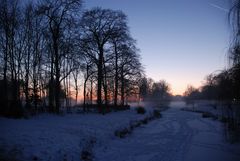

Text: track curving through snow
xmin=95 ymin=102 xmax=240 ymax=161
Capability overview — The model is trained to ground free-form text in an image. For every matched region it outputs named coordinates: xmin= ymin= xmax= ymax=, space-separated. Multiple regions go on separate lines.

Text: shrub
xmin=202 ymin=112 xmax=213 ymax=118
xmin=141 ymin=118 xmax=148 ymax=124
xmin=132 ymin=121 xmax=141 ymax=128
xmin=220 ymin=116 xmax=228 ymax=123
xmin=225 ymin=119 xmax=240 ymax=143
xmin=153 ymin=110 xmax=162 ymax=118
xmin=114 ymin=128 xmax=131 ymax=138
xmin=6 ymin=101 xmax=24 ymax=118
xmin=202 ymin=112 xmax=218 ymax=120
xmin=136 ymin=106 xmax=146 ymax=114
xmin=114 ymin=105 xmax=130 ymax=111
xmin=81 ymin=150 xmax=93 ymax=161
xmin=81 ymin=138 xmax=96 ymax=161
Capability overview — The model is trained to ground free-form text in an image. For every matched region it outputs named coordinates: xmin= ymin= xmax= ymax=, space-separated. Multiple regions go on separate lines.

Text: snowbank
xmin=0 ymin=108 xmax=150 ymax=161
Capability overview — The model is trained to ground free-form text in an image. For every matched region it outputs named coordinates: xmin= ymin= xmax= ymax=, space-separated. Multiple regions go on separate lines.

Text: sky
xmin=84 ymin=0 xmax=230 ymax=95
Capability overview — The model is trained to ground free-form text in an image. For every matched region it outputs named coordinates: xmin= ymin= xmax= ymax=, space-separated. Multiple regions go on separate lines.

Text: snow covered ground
xmin=0 ymin=108 xmax=150 ymax=161
xmin=1 ymin=102 xmax=240 ymax=161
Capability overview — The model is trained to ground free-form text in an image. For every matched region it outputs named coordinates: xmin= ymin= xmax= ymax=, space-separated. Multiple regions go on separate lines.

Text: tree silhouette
xmin=0 ymin=0 xmax=22 ymax=117
xmin=80 ymin=8 xmax=142 ymax=112
xmin=36 ymin=0 xmax=82 ymax=113
xmin=229 ymin=0 xmax=240 ymax=100
xmin=0 ymin=0 xmax=144 ymax=117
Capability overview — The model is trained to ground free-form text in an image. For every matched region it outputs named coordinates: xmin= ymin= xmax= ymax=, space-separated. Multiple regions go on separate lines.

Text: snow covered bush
xmin=153 ymin=109 xmax=162 ymax=118
xmin=136 ymin=106 xmax=146 ymax=114
xmin=81 ymin=137 xmax=96 ymax=161
xmin=114 ymin=127 xmax=132 ymax=138
xmin=114 ymin=110 xmax=162 ymax=138
xmin=202 ymin=112 xmax=213 ymax=118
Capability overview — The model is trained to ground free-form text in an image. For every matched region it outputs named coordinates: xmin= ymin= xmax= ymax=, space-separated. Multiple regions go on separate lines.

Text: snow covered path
xmin=95 ymin=103 xmax=240 ymax=161
xmin=1 ymin=102 xmax=240 ymax=161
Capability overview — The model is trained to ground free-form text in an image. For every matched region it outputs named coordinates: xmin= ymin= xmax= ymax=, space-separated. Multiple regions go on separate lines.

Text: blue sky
xmin=84 ymin=0 xmax=230 ymax=95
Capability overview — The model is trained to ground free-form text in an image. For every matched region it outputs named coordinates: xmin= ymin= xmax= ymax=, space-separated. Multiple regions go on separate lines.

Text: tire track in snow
xmin=96 ymin=108 xmax=195 ymax=161
xmin=95 ymin=106 xmax=240 ymax=161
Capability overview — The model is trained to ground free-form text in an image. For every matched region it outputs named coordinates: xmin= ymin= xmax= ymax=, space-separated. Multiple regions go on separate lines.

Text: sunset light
xmin=0 ymin=0 xmax=240 ymax=161
xmin=86 ymin=0 xmax=229 ymax=96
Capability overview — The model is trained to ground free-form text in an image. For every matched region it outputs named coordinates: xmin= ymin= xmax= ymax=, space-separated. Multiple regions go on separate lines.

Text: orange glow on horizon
xmin=67 ymin=76 xmax=203 ymax=99
xmin=170 ymin=81 xmax=202 ymax=96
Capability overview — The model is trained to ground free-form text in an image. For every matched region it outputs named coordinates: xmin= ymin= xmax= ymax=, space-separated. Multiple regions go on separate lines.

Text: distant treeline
xmin=183 ymin=67 xmax=239 ymax=102
xmin=0 ymin=0 xmax=144 ymax=117
xmin=139 ymin=78 xmax=172 ymax=107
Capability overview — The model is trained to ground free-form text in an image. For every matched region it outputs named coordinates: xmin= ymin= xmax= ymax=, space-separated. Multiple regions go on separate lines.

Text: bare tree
xmin=229 ymin=0 xmax=240 ymax=101
xmin=0 ymin=1 xmax=144 ymax=117
xmin=37 ymin=0 xmax=82 ymax=113
xmin=80 ymin=8 xmax=129 ymax=112
xmin=22 ymin=2 xmax=35 ymax=110
xmin=118 ymin=42 xmax=143 ymax=105
xmin=183 ymin=85 xmax=200 ymax=110
xmin=0 ymin=0 xmax=22 ymax=117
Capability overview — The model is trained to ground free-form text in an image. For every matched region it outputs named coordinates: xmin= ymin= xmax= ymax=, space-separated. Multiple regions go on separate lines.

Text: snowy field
xmin=0 ymin=107 xmax=150 ymax=161
xmin=1 ymin=101 xmax=240 ymax=161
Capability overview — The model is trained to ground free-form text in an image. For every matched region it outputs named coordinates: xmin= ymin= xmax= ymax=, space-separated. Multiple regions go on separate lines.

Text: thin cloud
xmin=209 ymin=3 xmax=228 ymax=13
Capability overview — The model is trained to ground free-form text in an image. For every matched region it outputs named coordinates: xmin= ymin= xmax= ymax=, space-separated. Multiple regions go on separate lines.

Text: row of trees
xmin=79 ymin=8 xmax=143 ymax=113
xmin=139 ymin=77 xmax=171 ymax=107
xmin=183 ymin=69 xmax=239 ymax=107
xmin=0 ymin=0 xmax=143 ymax=117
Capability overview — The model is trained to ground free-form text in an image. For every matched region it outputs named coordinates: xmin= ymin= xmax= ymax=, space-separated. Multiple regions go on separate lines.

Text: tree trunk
xmin=114 ymin=42 xmax=118 ymax=107
xmin=83 ymin=64 xmax=89 ymax=112
xmin=49 ymin=48 xmax=54 ymax=112
xmin=3 ymin=33 xmax=8 ymax=114
xmin=73 ymin=71 xmax=78 ymax=106
xmin=33 ymin=77 xmax=38 ymax=111
xmin=24 ymin=40 xmax=31 ymax=110
xmin=83 ymin=79 xmax=87 ymax=112
xmin=90 ymin=79 xmax=93 ymax=105
xmin=120 ymin=69 xmax=125 ymax=106
xmin=103 ymin=61 xmax=108 ymax=112
xmin=97 ymin=47 xmax=103 ymax=113
xmin=54 ymin=42 xmax=60 ymax=114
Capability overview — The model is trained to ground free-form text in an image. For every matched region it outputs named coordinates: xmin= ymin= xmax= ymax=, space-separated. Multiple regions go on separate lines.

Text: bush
xmin=114 ymin=105 xmax=130 ymax=111
xmin=115 ymin=110 xmax=163 ymax=139
xmin=220 ymin=116 xmax=228 ymax=123
xmin=141 ymin=118 xmax=148 ymax=124
xmin=153 ymin=110 xmax=162 ymax=118
xmin=6 ymin=101 xmax=24 ymax=118
xmin=81 ymin=150 xmax=93 ymax=161
xmin=225 ymin=119 xmax=240 ymax=143
xmin=81 ymin=138 xmax=96 ymax=161
xmin=136 ymin=106 xmax=146 ymax=114
xmin=115 ymin=128 xmax=131 ymax=138
xmin=202 ymin=112 xmax=217 ymax=120
xmin=202 ymin=112 xmax=213 ymax=118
